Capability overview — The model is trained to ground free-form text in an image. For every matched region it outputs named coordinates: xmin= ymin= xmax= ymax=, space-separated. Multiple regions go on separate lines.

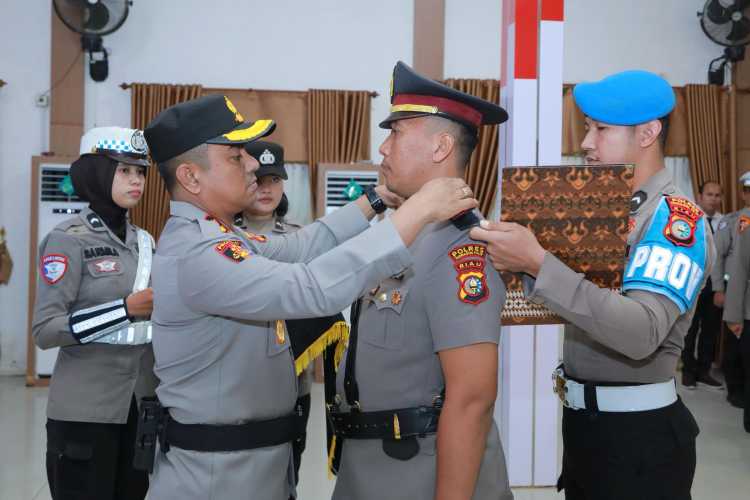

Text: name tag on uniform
xmin=623 ymin=196 xmax=707 ymax=313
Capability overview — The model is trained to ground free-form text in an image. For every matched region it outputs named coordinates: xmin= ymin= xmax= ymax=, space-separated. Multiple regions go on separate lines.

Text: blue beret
xmin=573 ymin=70 xmax=675 ymax=126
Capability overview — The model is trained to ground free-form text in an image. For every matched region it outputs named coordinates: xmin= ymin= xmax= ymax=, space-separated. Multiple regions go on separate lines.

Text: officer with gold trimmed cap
xmin=328 ymin=61 xmax=513 ymax=500
xmin=716 ymin=170 xmax=750 ymax=411
xmin=141 ymin=94 xmax=482 ymax=500
xmin=32 ymin=126 xmax=156 ymax=500
xmin=711 ymin=172 xmax=750 ymax=408
xmin=721 ymin=172 xmax=750 ymax=432
xmin=471 ymin=70 xmax=716 ymax=499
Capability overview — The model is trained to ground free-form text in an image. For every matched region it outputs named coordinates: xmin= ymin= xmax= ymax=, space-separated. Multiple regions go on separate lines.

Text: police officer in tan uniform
xmin=471 ymin=70 xmax=715 ymax=500
xmin=714 ymin=172 xmax=750 ymax=408
xmin=328 ymin=61 xmax=513 ymax=500
xmin=33 ymin=127 xmax=157 ymax=500
xmin=721 ymin=207 xmax=750 ymax=432
xmin=237 ymin=140 xmax=314 ymax=486
xmin=142 ymin=94 xmax=478 ymax=500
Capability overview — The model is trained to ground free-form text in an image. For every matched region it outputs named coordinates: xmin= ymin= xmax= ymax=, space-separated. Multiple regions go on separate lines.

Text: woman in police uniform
xmin=32 ymin=127 xmax=157 ymax=500
xmin=237 ymin=140 xmax=312 ymax=487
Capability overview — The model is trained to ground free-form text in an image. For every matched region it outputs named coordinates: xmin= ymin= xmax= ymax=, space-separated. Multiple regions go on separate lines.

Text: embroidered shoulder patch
xmin=244 ymin=231 xmax=268 ymax=243
xmin=449 ymin=244 xmax=489 ymax=305
xmin=215 ymin=240 xmax=250 ymax=263
xmin=739 ymin=215 xmax=750 ymax=233
xmin=623 ymin=196 xmax=707 ymax=314
xmin=41 ymin=254 xmax=68 ymax=284
xmin=662 ymin=196 xmax=704 ymax=247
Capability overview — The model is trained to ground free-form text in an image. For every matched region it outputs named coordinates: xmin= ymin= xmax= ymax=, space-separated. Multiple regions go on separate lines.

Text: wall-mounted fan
xmin=53 ymin=0 xmax=133 ymax=82
xmin=699 ymin=0 xmax=750 ymax=85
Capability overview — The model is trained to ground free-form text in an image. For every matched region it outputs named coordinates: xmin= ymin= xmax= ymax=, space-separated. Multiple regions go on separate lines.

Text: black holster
xmin=132 ymin=396 xmax=167 ymax=473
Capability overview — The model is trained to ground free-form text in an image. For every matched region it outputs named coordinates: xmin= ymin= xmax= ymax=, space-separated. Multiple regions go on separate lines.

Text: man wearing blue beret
xmin=471 ymin=70 xmax=716 ymax=499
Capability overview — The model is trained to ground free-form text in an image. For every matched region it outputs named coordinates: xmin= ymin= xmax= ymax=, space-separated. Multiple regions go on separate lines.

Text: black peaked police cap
xmin=379 ymin=61 xmax=508 ymax=132
xmin=245 ymin=140 xmax=287 ymax=180
xmin=144 ymin=94 xmax=276 ymax=163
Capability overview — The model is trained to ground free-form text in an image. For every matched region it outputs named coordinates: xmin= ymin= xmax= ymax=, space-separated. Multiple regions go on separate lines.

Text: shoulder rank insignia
xmin=41 ymin=254 xmax=68 ymax=284
xmin=448 ymin=244 xmax=489 ymax=305
xmin=205 ymin=215 xmax=229 ymax=233
xmin=739 ymin=215 xmax=750 ymax=233
xmin=86 ymin=212 xmax=104 ymax=229
xmin=244 ymin=231 xmax=268 ymax=243
xmin=215 ymin=240 xmax=250 ymax=263
xmin=663 ymin=196 xmax=704 ymax=247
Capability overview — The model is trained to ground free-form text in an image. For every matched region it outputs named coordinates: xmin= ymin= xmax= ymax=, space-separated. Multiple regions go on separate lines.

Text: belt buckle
xmin=552 ymin=369 xmax=568 ymax=406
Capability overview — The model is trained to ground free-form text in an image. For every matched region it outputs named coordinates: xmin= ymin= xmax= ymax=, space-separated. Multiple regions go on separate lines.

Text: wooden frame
xmin=315 ymin=163 xmax=383 ymax=218
xmin=26 ymin=155 xmax=78 ymax=387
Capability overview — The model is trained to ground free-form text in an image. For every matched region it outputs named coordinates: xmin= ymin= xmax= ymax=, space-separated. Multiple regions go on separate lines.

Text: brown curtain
xmin=128 ymin=83 xmax=203 ymax=238
xmin=307 ymin=90 xmax=371 ymax=204
xmin=562 ymin=85 xmax=689 ymax=157
xmin=443 ymin=79 xmax=500 ymax=216
xmin=685 ymin=84 xmax=727 ymax=203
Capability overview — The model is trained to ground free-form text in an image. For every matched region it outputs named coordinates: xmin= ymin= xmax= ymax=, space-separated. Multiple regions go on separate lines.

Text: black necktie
xmin=707 ymin=216 xmax=714 ymax=234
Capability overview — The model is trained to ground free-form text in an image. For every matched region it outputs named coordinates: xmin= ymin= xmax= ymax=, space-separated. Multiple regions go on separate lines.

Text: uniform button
xmin=378 ymin=292 xmax=388 ymax=303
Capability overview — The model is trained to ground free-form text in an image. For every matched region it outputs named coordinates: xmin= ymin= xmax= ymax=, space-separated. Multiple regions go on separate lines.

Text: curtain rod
xmin=120 ymin=82 xmax=379 ymax=97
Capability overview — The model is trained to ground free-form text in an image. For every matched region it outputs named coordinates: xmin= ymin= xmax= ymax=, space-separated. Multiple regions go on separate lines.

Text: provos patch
xmin=41 ymin=254 xmax=68 ymax=284
xmin=448 ymin=244 xmax=489 ymax=305
xmin=215 ymin=240 xmax=250 ymax=263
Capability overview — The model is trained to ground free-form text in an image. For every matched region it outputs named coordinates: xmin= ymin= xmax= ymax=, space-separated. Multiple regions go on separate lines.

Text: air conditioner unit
xmin=27 ymin=156 xmax=86 ymax=385
xmin=316 ymin=163 xmax=381 ymax=217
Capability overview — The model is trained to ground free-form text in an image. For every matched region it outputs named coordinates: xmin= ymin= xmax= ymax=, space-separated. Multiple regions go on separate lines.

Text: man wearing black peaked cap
xmin=327 ymin=61 xmax=513 ymax=500
xmin=141 ymin=95 xmax=482 ymax=500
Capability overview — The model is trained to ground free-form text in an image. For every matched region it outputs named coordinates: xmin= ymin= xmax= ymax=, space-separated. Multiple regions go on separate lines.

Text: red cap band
xmin=392 ymin=94 xmax=482 ymax=128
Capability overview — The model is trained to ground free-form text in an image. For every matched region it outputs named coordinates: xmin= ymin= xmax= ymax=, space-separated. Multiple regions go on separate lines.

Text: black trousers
xmin=722 ymin=323 xmax=747 ymax=398
xmin=558 ymin=398 xmax=699 ymax=500
xmin=682 ymin=282 xmax=720 ymax=375
xmin=46 ymin=397 xmax=147 ymax=500
xmin=741 ymin=322 xmax=750 ymax=426
xmin=291 ymin=393 xmax=312 ymax=485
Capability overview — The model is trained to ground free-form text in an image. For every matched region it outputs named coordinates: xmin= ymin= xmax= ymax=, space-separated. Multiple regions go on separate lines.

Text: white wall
xmin=444 ymin=0 xmax=502 ymax=79
xmin=0 ymin=2 xmax=52 ymax=374
xmin=564 ymin=0 xmax=721 ymax=85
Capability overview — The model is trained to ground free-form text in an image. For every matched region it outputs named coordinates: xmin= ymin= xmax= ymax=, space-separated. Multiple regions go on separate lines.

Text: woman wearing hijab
xmin=32 ymin=127 xmax=157 ymax=500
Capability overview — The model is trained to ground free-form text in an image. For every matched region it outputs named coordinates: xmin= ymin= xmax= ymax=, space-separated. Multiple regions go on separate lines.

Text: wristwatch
xmin=364 ymin=185 xmax=387 ymax=214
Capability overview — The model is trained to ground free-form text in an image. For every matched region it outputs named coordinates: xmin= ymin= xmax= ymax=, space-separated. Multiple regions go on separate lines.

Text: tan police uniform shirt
xmin=722 ymin=220 xmax=750 ymax=323
xmin=711 ymin=208 xmax=750 ymax=291
xmin=32 ymin=208 xmax=157 ymax=423
xmin=148 ymin=201 xmax=413 ymax=500
xmin=525 ymin=168 xmax=715 ymax=383
xmin=242 ymin=215 xmax=314 ymax=396
xmin=332 ymin=219 xmax=513 ymax=500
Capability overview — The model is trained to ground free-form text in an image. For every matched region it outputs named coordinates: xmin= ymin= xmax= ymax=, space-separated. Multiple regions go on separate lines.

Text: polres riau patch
xmin=739 ymin=215 xmax=750 ymax=233
xmin=215 ymin=240 xmax=250 ymax=263
xmin=449 ymin=244 xmax=489 ymax=305
xmin=41 ymin=254 xmax=68 ymax=284
xmin=662 ymin=196 xmax=704 ymax=247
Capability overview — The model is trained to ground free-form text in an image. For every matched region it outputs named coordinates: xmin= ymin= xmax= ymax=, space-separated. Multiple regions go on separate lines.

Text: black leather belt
xmin=327 ymin=406 xmax=441 ymax=440
xmin=161 ymin=412 xmax=306 ymax=453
